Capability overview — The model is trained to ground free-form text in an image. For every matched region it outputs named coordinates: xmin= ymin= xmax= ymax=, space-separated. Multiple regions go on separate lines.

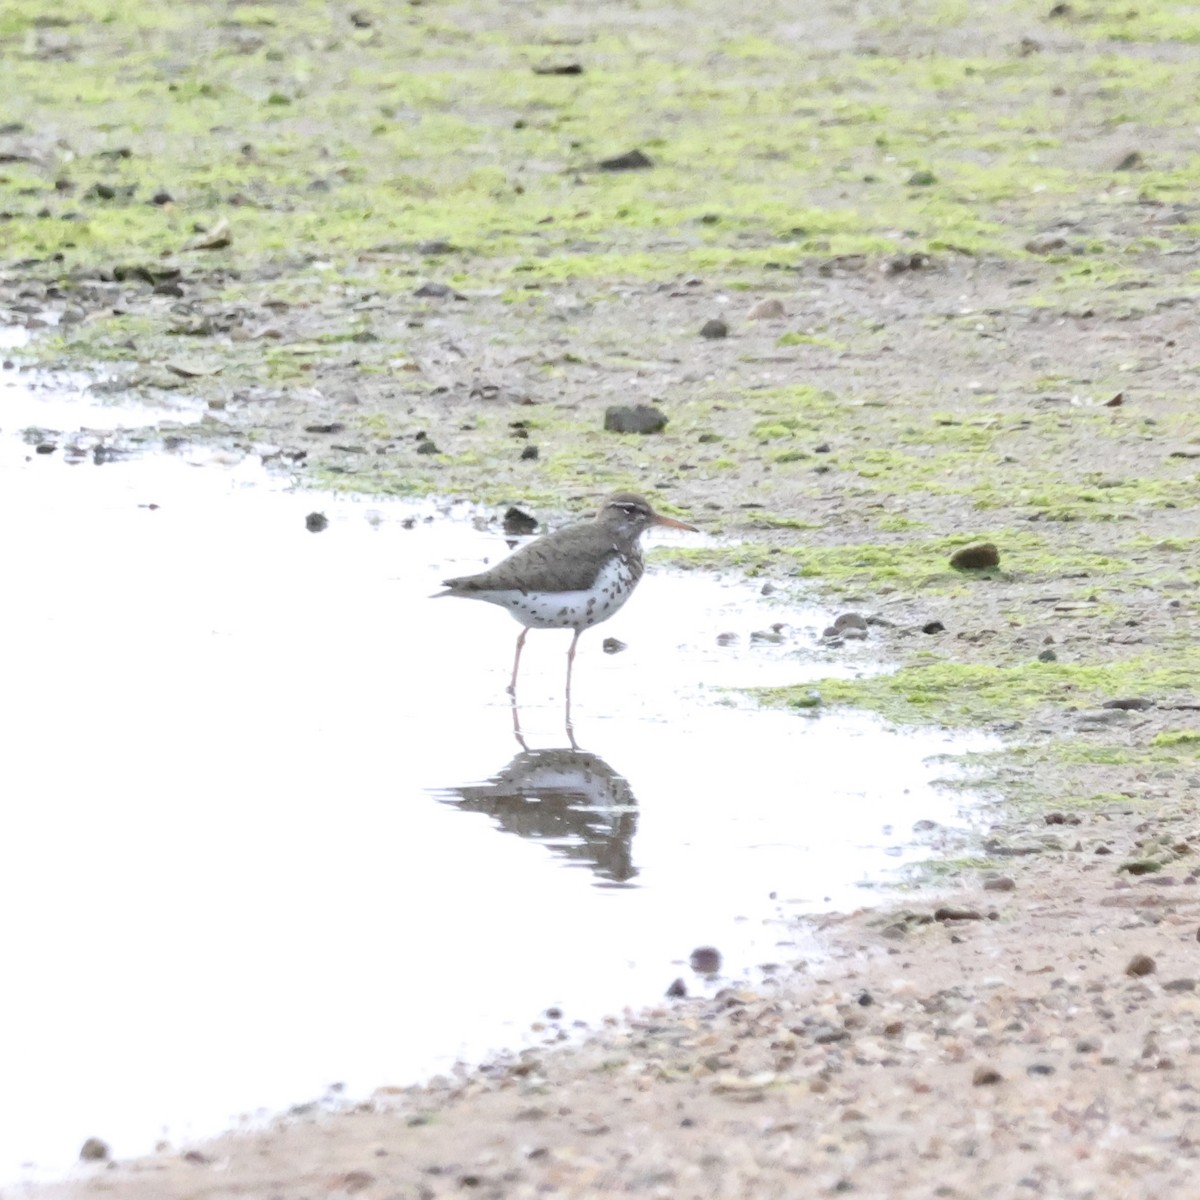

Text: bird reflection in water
xmin=435 ymin=708 xmax=639 ymax=883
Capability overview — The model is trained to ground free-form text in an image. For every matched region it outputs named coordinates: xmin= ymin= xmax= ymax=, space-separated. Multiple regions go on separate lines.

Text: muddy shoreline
xmin=6 ymin=0 xmax=1200 ymax=1194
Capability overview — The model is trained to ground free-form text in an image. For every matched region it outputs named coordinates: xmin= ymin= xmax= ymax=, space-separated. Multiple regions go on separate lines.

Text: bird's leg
xmin=510 ymin=695 xmax=529 ymax=752
xmin=507 ymin=628 xmax=528 ymax=696
xmin=565 ymin=628 xmax=582 ymax=714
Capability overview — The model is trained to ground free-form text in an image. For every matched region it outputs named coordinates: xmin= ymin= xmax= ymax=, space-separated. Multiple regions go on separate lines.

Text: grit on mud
xmin=4 ymin=0 xmax=1200 ymax=1195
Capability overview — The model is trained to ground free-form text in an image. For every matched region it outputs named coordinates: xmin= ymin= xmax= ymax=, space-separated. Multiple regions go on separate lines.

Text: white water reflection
xmin=0 ymin=368 xmax=991 ymax=1179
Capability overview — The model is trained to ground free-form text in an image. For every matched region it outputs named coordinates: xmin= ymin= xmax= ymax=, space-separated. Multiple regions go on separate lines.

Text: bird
xmin=434 ymin=492 xmax=697 ymax=698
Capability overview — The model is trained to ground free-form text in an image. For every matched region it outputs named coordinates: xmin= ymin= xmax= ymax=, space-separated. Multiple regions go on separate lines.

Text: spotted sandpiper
xmin=435 ymin=493 xmax=698 ymax=697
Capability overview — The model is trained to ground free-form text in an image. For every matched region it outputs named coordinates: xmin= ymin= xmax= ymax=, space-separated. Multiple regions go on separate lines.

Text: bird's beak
xmin=653 ymin=513 xmax=699 ymax=533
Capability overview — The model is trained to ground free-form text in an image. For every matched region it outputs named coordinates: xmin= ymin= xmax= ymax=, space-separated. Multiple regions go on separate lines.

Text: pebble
xmin=597 ymin=148 xmax=652 ymax=171
xmin=983 ymin=876 xmax=1016 ymax=892
xmin=666 ymin=978 xmax=687 ymax=999
xmin=833 ymin=612 xmax=868 ymax=632
xmin=699 ymin=318 xmax=728 ymax=339
xmin=1024 ymin=234 xmax=1068 ymax=254
xmin=80 ymin=1138 xmax=110 ymax=1162
xmin=690 ymin=946 xmax=722 ymax=974
xmin=603 ymin=404 xmax=668 ymax=435
xmin=1125 ymin=954 xmax=1156 ymax=978
xmin=922 ymin=621 xmax=946 ymax=635
xmin=1038 ymin=649 xmax=1058 ymax=662
xmin=503 ymin=507 xmax=538 ymax=535
xmin=746 ymin=298 xmax=786 ymax=320
xmin=305 ymin=512 xmax=329 ymax=533
xmin=602 ymin=637 xmax=627 ymax=655
xmin=949 ymin=542 xmax=1000 ymax=570
xmin=972 ymin=1066 xmax=1003 ymax=1086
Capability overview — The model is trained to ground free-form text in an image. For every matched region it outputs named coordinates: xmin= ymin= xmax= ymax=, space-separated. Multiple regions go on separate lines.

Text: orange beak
xmin=653 ymin=513 xmax=699 ymax=533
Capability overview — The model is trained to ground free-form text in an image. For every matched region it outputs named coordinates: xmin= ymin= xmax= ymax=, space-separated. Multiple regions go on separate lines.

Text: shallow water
xmin=0 ymin=361 xmax=988 ymax=1177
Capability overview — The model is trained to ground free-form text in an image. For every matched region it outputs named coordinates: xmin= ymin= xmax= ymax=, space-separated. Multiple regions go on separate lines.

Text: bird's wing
xmin=444 ymin=525 xmax=618 ymax=594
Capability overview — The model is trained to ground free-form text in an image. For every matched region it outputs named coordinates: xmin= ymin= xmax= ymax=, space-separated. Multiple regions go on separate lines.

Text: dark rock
xmin=813 ymin=1025 xmax=849 ymax=1045
xmin=983 ymin=876 xmax=1016 ymax=892
xmin=1044 ymin=812 xmax=1080 ymax=825
xmin=814 ymin=442 xmax=831 ymax=453
xmin=520 ymin=445 xmax=540 ymax=460
xmin=305 ymin=512 xmax=329 ymax=533
xmin=833 ymin=612 xmax=868 ymax=632
xmin=907 ymin=170 xmax=937 ymax=187
xmin=1101 ymin=697 xmax=1154 ymax=711
xmin=950 ymin=542 xmax=1000 ymax=570
xmin=80 ymin=1138 xmax=110 ymax=1162
xmin=597 ymin=148 xmax=652 ymax=171
xmin=972 ymin=1066 xmax=1003 ymax=1086
xmin=503 ymin=506 xmax=538 ymax=536
xmin=1026 ymin=1063 xmax=1055 ymax=1076
xmin=1125 ymin=953 xmax=1156 ymax=977
xmin=716 ymin=632 xmax=738 ymax=646
xmin=1114 ymin=150 xmax=1144 ymax=171
xmin=602 ymin=637 xmax=627 ymax=655
xmin=603 ymin=404 xmax=668 ymax=435
xmin=935 ymin=906 xmax=983 ymax=922
xmin=1038 ymin=649 xmax=1058 ymax=662
xmin=689 ymin=946 xmax=721 ymax=974
xmin=1024 ymin=234 xmax=1068 ymax=254
xmin=151 ymin=190 xmax=174 ymax=206
xmin=1163 ymin=978 xmax=1196 ymax=993
xmin=1120 ymin=859 xmax=1162 ymax=876
xmin=35 ymin=441 xmax=56 ymax=454
xmin=857 ymin=991 xmax=874 ymax=1007
xmin=699 ymin=318 xmax=728 ymax=339
xmin=533 ymin=62 xmax=583 ymax=75
xmin=922 ymin=620 xmax=946 ymax=635
xmin=415 ymin=440 xmax=440 ymax=455
xmin=413 ymin=281 xmax=466 ymax=300
xmin=666 ymin=977 xmax=688 ymax=999
xmin=417 ymin=239 xmax=456 ymax=255
xmin=304 ymin=421 xmax=345 ymax=434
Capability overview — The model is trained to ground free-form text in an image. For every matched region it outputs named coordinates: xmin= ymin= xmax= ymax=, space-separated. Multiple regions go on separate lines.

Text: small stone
xmin=597 ymin=148 xmax=652 ymax=171
xmin=304 ymin=421 xmax=345 ymax=434
xmin=417 ymin=239 xmax=456 ymax=254
xmin=907 ymin=169 xmax=937 ymax=187
xmin=602 ymin=637 xmax=626 ymax=654
xmin=80 ymin=1138 xmax=110 ymax=1162
xmin=699 ymin=318 xmax=728 ymax=339
xmin=813 ymin=1025 xmax=849 ymax=1045
xmin=972 ymin=1066 xmax=1003 ymax=1086
xmin=503 ymin=506 xmax=538 ymax=536
xmin=1114 ymin=150 xmax=1144 ymax=171
xmin=857 ymin=991 xmax=874 ymax=1007
xmin=833 ymin=612 xmax=868 ymax=632
xmin=1038 ymin=649 xmax=1058 ymax=662
xmin=746 ymin=298 xmax=786 ymax=320
xmin=1044 ymin=812 xmax=1080 ymax=825
xmin=1101 ymin=697 xmax=1154 ymax=711
xmin=950 ymin=542 xmax=1000 ymax=570
xmin=1120 ymin=860 xmax=1162 ymax=876
xmin=1026 ymin=1063 xmax=1055 ymax=1077
xmin=983 ymin=876 xmax=1016 ymax=892
xmin=416 ymin=440 xmax=440 ymax=455
xmin=935 ymin=906 xmax=983 ymax=922
xmin=603 ymin=404 xmax=668 ymax=434
xmin=1163 ymin=978 xmax=1196 ymax=993
xmin=532 ymin=61 xmax=583 ymax=76
xmin=689 ymin=946 xmax=721 ymax=974
xmin=922 ymin=620 xmax=946 ymax=635
xmin=1125 ymin=953 xmax=1156 ymax=978
xmin=666 ymin=977 xmax=687 ymax=999
xmin=520 ymin=444 xmax=540 ymax=460
xmin=716 ymin=632 xmax=738 ymax=646
xmin=413 ymin=281 xmax=466 ymax=300
xmin=760 ymin=582 xmax=776 ymax=596
xmin=35 ymin=441 xmax=56 ymax=454
xmin=1024 ymin=234 xmax=1068 ymax=254
xmin=305 ymin=512 xmax=329 ymax=533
